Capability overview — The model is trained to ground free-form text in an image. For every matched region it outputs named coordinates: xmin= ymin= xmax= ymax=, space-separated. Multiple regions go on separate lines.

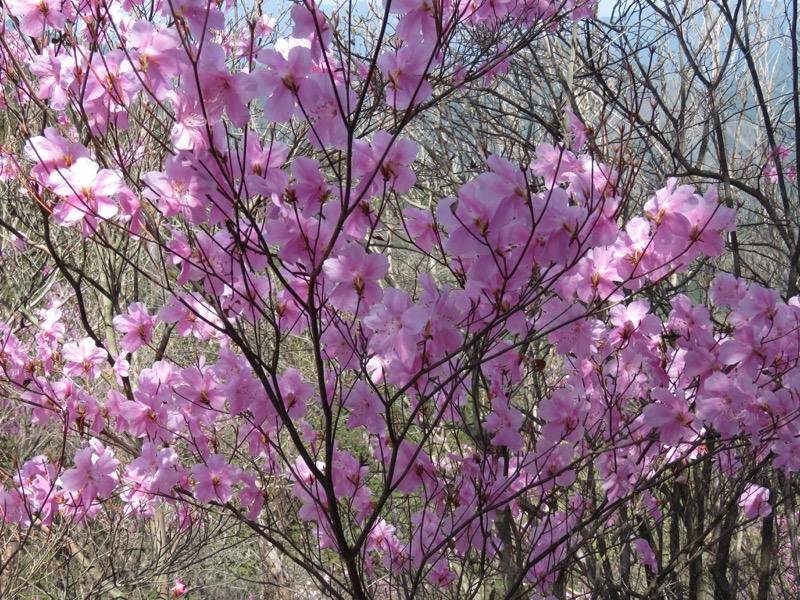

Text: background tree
xmin=572 ymin=0 xmax=799 ymax=296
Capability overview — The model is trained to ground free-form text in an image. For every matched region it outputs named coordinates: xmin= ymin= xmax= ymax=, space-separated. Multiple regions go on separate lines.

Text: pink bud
xmin=171 ymin=579 xmax=187 ymax=597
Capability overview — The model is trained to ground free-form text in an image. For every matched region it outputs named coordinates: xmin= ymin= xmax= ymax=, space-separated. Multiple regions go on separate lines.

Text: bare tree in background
xmin=572 ymin=0 xmax=799 ymax=295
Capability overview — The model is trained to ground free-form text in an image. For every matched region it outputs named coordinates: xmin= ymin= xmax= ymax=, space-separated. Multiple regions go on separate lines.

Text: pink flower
xmin=120 ymin=388 xmax=180 ymax=443
xmin=772 ymin=429 xmax=800 ymax=473
xmin=191 ymin=44 xmax=255 ymax=128
xmin=631 ymin=538 xmax=658 ymax=571
xmin=540 ymin=298 xmax=604 ymax=359
xmin=323 ymin=244 xmax=389 ymax=313
xmin=708 ymin=273 xmax=748 ymax=309
xmin=484 ymin=395 xmax=525 ymax=451
xmin=538 ymin=388 xmax=587 ymax=443
xmin=171 ymin=579 xmax=188 ymax=597
xmin=681 ymin=187 xmax=736 ymax=258
xmin=352 ymin=131 xmax=418 ymax=196
xmin=343 ymin=380 xmax=386 ymax=435
xmin=531 ymin=442 xmax=577 ymax=489
xmin=47 ymin=157 xmax=123 ymax=234
xmin=738 ymin=484 xmax=771 ymax=519
xmin=696 ymin=372 xmax=748 ymax=437
xmin=530 ymin=143 xmax=580 ymax=188
xmin=402 ymin=206 xmax=438 ymax=252
xmin=575 ymin=246 xmax=623 ymax=303
xmin=124 ymin=441 xmax=185 ymax=497
xmin=608 ymin=299 xmax=661 ymax=347
xmin=363 ymin=288 xmax=426 ymax=369
xmin=377 ymin=45 xmax=434 ymax=110
xmin=564 ymin=106 xmax=587 ymax=150
xmin=378 ymin=439 xmax=435 ymax=495
xmin=167 ymin=92 xmax=211 ymax=152
xmin=57 ymin=438 xmax=119 ymax=509
xmin=24 ymin=128 xmax=90 ymax=182
xmin=255 ymin=40 xmax=312 ymax=123
xmin=300 ymin=74 xmax=354 ymax=150
xmin=417 ymin=273 xmax=465 ymax=361
xmin=29 ymin=48 xmax=75 ymax=110
xmin=367 ymin=518 xmax=400 ymax=554
xmin=144 ymin=156 xmax=208 ymax=223
xmin=5 ymin=0 xmax=71 ymax=37
xmin=113 ymin=302 xmax=158 ymax=354
xmin=278 ymin=368 xmax=313 ymax=418
xmin=289 ymin=156 xmax=332 ymax=216
xmin=291 ymin=2 xmax=333 ymax=59
xmin=762 ymin=164 xmax=779 ymax=183
xmin=167 ymin=0 xmax=224 ymax=37
xmin=159 ymin=293 xmax=222 ymax=340
xmin=735 ymin=283 xmax=780 ymax=330
xmin=129 ymin=21 xmax=188 ymax=100
xmin=61 ymin=338 xmax=108 ymax=381
xmin=642 ymin=388 xmax=694 ymax=446
xmin=192 ymin=454 xmax=238 ymax=504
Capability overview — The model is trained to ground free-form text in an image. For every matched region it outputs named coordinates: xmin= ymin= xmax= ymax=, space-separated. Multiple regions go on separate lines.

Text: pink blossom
xmin=353 ymin=131 xmax=418 ymax=196
xmin=192 ymin=454 xmax=238 ymax=504
xmin=575 ymin=246 xmax=623 ymax=303
xmin=377 ymin=45 xmax=434 ymax=110
xmin=291 ymin=2 xmax=333 ymax=59
xmin=47 ymin=158 xmax=124 ymax=234
xmin=738 ymin=484 xmax=771 ymax=519
xmin=531 ymin=442 xmax=577 ymax=489
xmin=120 ymin=388 xmax=181 ymax=443
xmin=376 ymin=438 xmax=435 ymax=495
xmin=364 ymin=288 xmax=426 ymax=369
xmin=642 ymin=388 xmax=694 ymax=446
xmin=159 ymin=293 xmax=222 ymax=340
xmin=113 ymin=302 xmax=158 ymax=354
xmin=540 ymin=298 xmax=604 ymax=359
xmin=29 ymin=48 xmax=75 ymax=110
xmin=171 ymin=579 xmax=188 ymax=598
xmin=763 ymin=164 xmax=779 ymax=183
xmin=278 ymin=368 xmax=313 ymax=418
xmin=530 ymin=143 xmax=580 ymax=188
xmin=367 ymin=518 xmax=398 ymax=552
xmin=696 ymin=372 xmax=748 ymax=437
xmin=539 ymin=388 xmax=587 ymax=443
xmin=735 ymin=283 xmax=780 ymax=330
xmin=771 ymin=429 xmax=800 ymax=473
xmin=564 ymin=106 xmax=587 ymax=150
xmin=124 ymin=441 xmax=185 ymax=497
xmin=5 ymin=0 xmax=71 ymax=37
xmin=167 ymin=0 xmax=224 ymax=37
xmin=484 ymin=395 xmax=525 ymax=451
xmin=129 ymin=21 xmax=188 ymax=100
xmin=709 ymin=273 xmax=748 ymax=309
xmin=343 ymin=380 xmax=386 ymax=435
xmin=61 ymin=338 xmax=108 ymax=381
xmin=24 ymin=128 xmax=90 ymax=182
xmin=57 ymin=438 xmax=119 ymax=510
xmin=680 ymin=187 xmax=737 ymax=258
xmin=631 ymin=538 xmax=658 ymax=571
xmin=402 ymin=206 xmax=438 ymax=252
xmin=300 ymin=74 xmax=354 ymax=150
xmin=144 ymin=154 xmax=211 ymax=224
xmin=323 ymin=244 xmax=389 ymax=313
xmin=167 ymin=92 xmax=212 ymax=151
xmin=177 ymin=364 xmax=226 ymax=414
xmin=255 ymin=40 xmax=312 ymax=123
xmin=190 ymin=44 xmax=255 ymax=128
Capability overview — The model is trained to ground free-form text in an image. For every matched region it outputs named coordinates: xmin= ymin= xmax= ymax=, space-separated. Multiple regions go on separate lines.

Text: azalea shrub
xmin=0 ymin=0 xmax=799 ymax=597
